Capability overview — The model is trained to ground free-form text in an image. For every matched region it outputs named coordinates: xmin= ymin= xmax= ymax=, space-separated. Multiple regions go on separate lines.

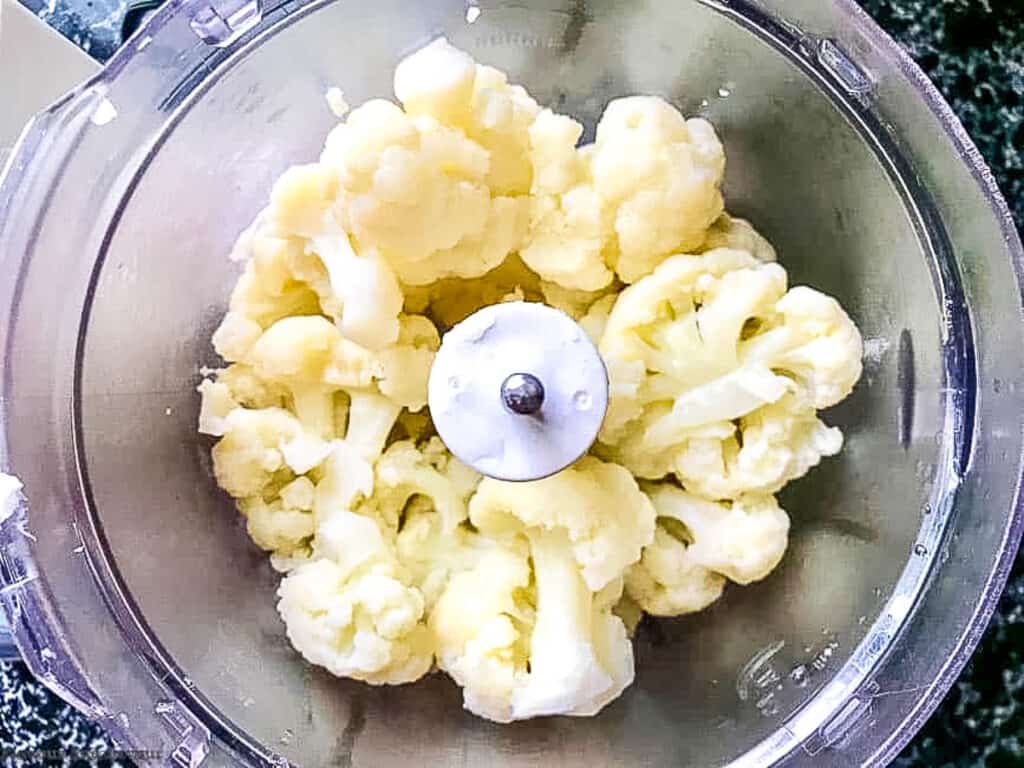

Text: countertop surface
xmin=1 ymin=1 xmax=1022 ymax=766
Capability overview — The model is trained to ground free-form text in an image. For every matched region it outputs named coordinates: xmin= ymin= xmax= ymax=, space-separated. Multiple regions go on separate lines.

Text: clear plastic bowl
xmin=1 ymin=1 xmax=1022 ymax=766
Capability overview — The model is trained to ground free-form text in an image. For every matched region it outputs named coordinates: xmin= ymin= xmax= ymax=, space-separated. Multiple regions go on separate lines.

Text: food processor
xmin=1 ymin=0 xmax=1022 ymax=765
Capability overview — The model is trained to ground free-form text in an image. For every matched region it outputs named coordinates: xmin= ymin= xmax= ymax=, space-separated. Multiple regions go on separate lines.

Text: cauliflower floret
xmin=510 ymin=528 xmax=633 ymax=720
xmin=646 ymin=484 xmax=789 ymax=584
xmin=395 ymin=38 xmax=540 ymax=195
xmin=211 ymin=311 xmax=263 ymax=362
xmin=227 ymin=235 xmax=327 ymax=329
xmin=520 ymin=110 xmax=615 ymax=291
xmin=624 ymin=525 xmax=725 ymax=617
xmin=671 ymin=392 xmax=844 ymax=500
xmin=364 ymin=439 xmax=479 ymax=535
xmin=589 ymin=97 xmax=725 ymax=283
xmin=239 ymin=476 xmax=316 ymax=558
xmin=277 ymin=556 xmax=433 ymax=685
xmin=431 ymin=529 xmax=633 ymax=723
xmin=699 ymin=213 xmax=777 ymax=263
xmin=469 ymin=456 xmax=655 ymax=591
xmin=212 ymin=408 xmax=329 ymax=498
xmin=598 ymin=249 xmax=862 ymax=497
xmin=319 ymin=98 xmax=528 ymax=287
xmin=430 ymin=545 xmax=533 ymax=721
xmin=245 ymin=315 xmax=361 ymax=438
xmin=306 ymin=231 xmax=404 ymax=350
xmin=216 ymin=364 xmax=288 ymax=410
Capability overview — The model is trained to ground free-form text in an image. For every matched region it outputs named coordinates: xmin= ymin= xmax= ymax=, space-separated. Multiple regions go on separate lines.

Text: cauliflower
xmin=625 ymin=484 xmax=788 ymax=616
xmin=520 ymin=110 xmax=614 ymax=292
xmin=239 ymin=477 xmax=316 ymax=558
xmin=624 ymin=525 xmax=725 ymax=618
xmin=598 ymin=249 xmax=862 ymax=497
xmin=470 ymin=456 xmax=655 ymax=591
xmin=197 ymin=379 xmax=239 ymax=437
xmin=277 ymin=555 xmax=433 ymax=685
xmin=430 ymin=529 xmax=633 ymax=722
xmin=654 ymin=484 xmax=787 ymax=580
xmin=319 ymin=97 xmax=529 ymax=287
xmin=226 ymin=235 xmax=328 ymax=330
xmin=361 ymin=439 xmax=477 ymax=535
xmin=430 ymin=545 xmax=533 ymax=721
xmin=211 ymin=408 xmax=329 ymax=498
xmin=374 ymin=315 xmax=440 ymax=411
xmin=201 ymin=38 xmax=866 ymax=725
xmin=394 ymin=37 xmax=540 ymax=195
xmin=510 ymin=528 xmax=633 ymax=719
xmin=589 ymin=97 xmax=725 ymax=283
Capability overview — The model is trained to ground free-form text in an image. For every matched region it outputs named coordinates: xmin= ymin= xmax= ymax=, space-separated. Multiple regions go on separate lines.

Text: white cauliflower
xmin=319 ymin=96 xmax=528 ymax=287
xmin=520 ymin=109 xmax=614 ymax=291
xmin=598 ymin=249 xmax=862 ymax=498
xmin=394 ymin=37 xmax=540 ymax=196
xmin=625 ymin=484 xmax=788 ymax=617
xmin=239 ymin=476 xmax=316 ymax=558
xmin=211 ymin=408 xmax=329 ymax=498
xmin=624 ymin=526 xmax=725 ymax=618
xmin=589 ymin=97 xmax=725 ymax=283
xmin=430 ymin=544 xmax=533 ymax=721
xmin=277 ymin=555 xmax=433 ymax=685
xmin=365 ymin=438 xmax=478 ymax=535
xmin=200 ymin=38 xmax=866 ymax=725
xmin=655 ymin=488 xmax=789 ymax=585
xmin=469 ymin=456 xmax=655 ymax=591
xmin=430 ymin=529 xmax=633 ymax=722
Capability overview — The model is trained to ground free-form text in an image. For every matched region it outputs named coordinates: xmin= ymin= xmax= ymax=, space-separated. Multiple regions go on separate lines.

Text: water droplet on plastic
xmin=280 ymin=729 xmax=294 ymax=745
xmin=923 ymin=503 xmax=932 ymax=515
xmin=914 ymin=543 xmax=928 ymax=556
xmin=164 ymin=407 xmax=173 ymax=416
xmin=465 ymin=5 xmax=481 ymax=23
xmin=573 ymin=390 xmax=592 ymax=410
xmin=789 ymin=665 xmax=809 ymax=688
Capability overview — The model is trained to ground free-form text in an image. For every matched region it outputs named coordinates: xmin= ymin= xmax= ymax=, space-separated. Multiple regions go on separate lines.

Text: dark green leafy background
xmin=1 ymin=1 xmax=1022 ymax=766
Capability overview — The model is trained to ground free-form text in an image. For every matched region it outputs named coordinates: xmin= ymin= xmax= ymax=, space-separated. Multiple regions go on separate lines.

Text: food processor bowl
xmin=1 ymin=0 xmax=1021 ymax=766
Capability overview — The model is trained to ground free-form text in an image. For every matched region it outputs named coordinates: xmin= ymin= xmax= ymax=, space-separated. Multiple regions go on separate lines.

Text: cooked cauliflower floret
xmin=365 ymin=438 xmax=479 ymax=535
xmin=470 ymin=456 xmax=655 ymax=591
xmin=431 ymin=528 xmax=633 ymax=723
xmin=239 ymin=476 xmax=316 ymax=558
xmin=278 ymin=556 xmax=433 ymax=685
xmin=319 ymin=97 xmax=528 ymax=287
xmin=625 ymin=484 xmax=788 ymax=616
xmin=598 ymin=248 xmax=862 ymax=497
xmin=625 ymin=524 xmax=725 ymax=617
xmin=651 ymin=486 xmax=789 ymax=585
xmin=212 ymin=408 xmax=328 ymax=498
xmin=590 ymin=97 xmax=725 ymax=283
